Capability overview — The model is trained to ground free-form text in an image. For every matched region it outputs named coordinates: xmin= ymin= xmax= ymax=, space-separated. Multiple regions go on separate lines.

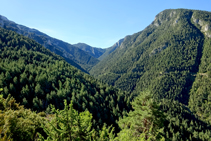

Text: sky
xmin=0 ymin=0 xmax=211 ymax=48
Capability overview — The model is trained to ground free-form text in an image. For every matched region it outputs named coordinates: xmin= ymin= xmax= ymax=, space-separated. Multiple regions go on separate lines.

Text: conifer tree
xmin=38 ymin=100 xmax=96 ymax=141
xmin=116 ymin=91 xmax=165 ymax=140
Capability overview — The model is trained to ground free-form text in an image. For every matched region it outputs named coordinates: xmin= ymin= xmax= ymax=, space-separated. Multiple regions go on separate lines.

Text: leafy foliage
xmin=0 ymin=94 xmax=46 ymax=141
xmin=0 ymin=94 xmax=116 ymax=141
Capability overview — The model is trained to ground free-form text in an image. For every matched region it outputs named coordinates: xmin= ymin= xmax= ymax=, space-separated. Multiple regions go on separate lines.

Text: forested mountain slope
xmin=0 ymin=15 xmax=99 ymax=72
xmin=90 ymin=9 xmax=209 ymax=104
xmin=0 ymin=27 xmax=130 ymax=130
xmin=188 ymin=10 xmax=211 ymax=123
xmin=1 ymin=9 xmax=211 ymax=140
xmin=90 ymin=9 xmax=211 ymax=128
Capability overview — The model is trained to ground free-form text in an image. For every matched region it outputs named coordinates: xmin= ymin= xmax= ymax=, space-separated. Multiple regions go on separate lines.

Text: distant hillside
xmin=73 ymin=43 xmax=106 ymax=58
xmin=73 ymin=40 xmax=124 ymax=62
xmin=90 ymin=9 xmax=211 ymax=123
xmin=0 ymin=15 xmax=99 ymax=72
xmin=98 ymin=38 xmax=124 ymax=61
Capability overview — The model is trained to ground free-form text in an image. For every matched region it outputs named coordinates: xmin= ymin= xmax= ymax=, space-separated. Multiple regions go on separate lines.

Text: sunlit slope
xmin=90 ymin=9 xmax=211 ymax=106
xmin=0 ymin=27 xmax=130 ymax=129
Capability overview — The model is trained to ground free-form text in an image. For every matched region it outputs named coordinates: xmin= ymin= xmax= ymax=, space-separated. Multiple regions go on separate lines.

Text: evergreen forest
xmin=1 ymin=8 xmax=211 ymax=141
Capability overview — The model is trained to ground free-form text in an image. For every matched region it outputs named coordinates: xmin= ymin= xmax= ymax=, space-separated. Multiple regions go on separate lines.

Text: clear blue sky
xmin=0 ymin=0 xmax=211 ymax=48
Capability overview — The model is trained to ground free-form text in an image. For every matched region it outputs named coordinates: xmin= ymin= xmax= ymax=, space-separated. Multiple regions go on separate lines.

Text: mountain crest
xmin=152 ymin=10 xmax=177 ymax=27
xmin=0 ymin=14 xmax=99 ymax=72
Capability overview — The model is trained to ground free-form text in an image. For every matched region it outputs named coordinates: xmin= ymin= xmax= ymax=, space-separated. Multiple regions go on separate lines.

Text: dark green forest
xmin=0 ymin=16 xmax=99 ymax=72
xmin=1 ymin=8 xmax=211 ymax=140
xmin=0 ymin=27 xmax=131 ymax=135
xmin=90 ymin=9 xmax=211 ymax=122
xmin=90 ymin=9 xmax=204 ymax=102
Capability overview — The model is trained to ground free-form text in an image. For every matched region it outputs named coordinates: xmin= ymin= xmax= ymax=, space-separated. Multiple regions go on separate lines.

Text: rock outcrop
xmin=192 ymin=15 xmax=211 ymax=38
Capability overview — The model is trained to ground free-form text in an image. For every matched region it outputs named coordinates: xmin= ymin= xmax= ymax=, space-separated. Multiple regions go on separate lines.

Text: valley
xmin=1 ymin=8 xmax=211 ymax=140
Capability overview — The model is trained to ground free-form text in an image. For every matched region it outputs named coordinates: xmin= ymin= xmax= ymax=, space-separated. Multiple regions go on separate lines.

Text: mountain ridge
xmin=0 ymin=15 xmax=99 ymax=72
xmin=90 ymin=9 xmax=211 ymax=122
xmin=73 ymin=43 xmax=106 ymax=58
xmin=98 ymin=38 xmax=124 ymax=60
xmin=73 ymin=38 xmax=125 ymax=61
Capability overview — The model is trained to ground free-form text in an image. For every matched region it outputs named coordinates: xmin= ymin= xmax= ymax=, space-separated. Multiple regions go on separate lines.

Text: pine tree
xmin=116 ymin=91 xmax=165 ymax=140
xmin=38 ymin=100 xmax=96 ymax=141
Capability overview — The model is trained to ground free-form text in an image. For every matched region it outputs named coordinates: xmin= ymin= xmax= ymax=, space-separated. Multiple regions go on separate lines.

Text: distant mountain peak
xmin=152 ymin=9 xmax=177 ymax=27
xmin=73 ymin=43 xmax=106 ymax=58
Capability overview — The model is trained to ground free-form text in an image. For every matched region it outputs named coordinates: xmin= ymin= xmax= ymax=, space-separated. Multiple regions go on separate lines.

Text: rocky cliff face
xmin=151 ymin=9 xmax=211 ymax=39
xmin=192 ymin=15 xmax=211 ymax=38
xmin=152 ymin=10 xmax=177 ymax=27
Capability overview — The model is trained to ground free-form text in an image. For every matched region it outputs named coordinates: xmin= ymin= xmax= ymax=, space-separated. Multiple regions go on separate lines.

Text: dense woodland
xmin=1 ymin=9 xmax=211 ymax=140
xmin=0 ymin=27 xmax=131 ymax=134
xmin=90 ymin=9 xmax=211 ymax=123
xmin=90 ymin=9 xmax=204 ymax=103
xmin=0 ymin=15 xmax=99 ymax=72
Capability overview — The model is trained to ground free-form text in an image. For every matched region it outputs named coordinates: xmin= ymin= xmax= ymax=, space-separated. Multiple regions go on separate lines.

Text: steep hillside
xmin=73 ymin=43 xmax=106 ymax=58
xmin=0 ymin=15 xmax=99 ymax=72
xmin=90 ymin=9 xmax=211 ymax=106
xmin=188 ymin=10 xmax=211 ymax=123
xmin=98 ymin=38 xmax=124 ymax=61
xmin=0 ymin=27 xmax=130 ymax=130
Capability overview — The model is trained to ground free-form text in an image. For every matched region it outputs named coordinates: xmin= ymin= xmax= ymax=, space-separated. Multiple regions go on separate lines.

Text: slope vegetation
xmin=1 ymin=9 xmax=211 ymax=140
xmin=188 ymin=10 xmax=211 ymax=123
xmin=90 ymin=9 xmax=207 ymax=105
xmin=0 ymin=27 xmax=130 ymax=130
xmin=91 ymin=9 xmax=211 ymax=128
xmin=0 ymin=15 xmax=99 ymax=72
